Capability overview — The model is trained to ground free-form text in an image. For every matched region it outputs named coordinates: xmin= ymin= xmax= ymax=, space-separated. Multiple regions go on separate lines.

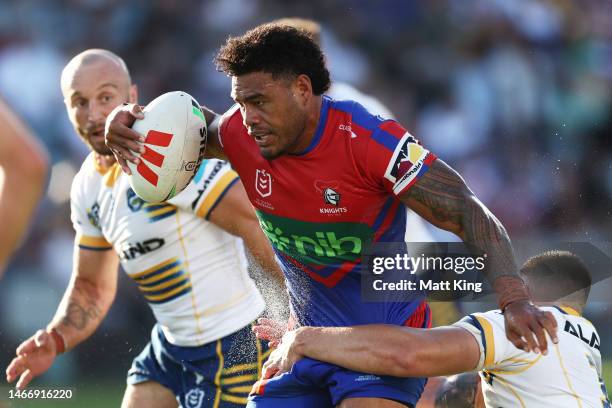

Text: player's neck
xmin=291 ymin=95 xmax=323 ymax=153
xmin=93 ymin=153 xmax=117 ymax=173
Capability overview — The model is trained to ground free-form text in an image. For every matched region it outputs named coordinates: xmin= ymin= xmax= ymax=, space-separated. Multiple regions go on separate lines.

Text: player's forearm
xmin=404 ymin=160 xmax=526 ymax=307
xmin=294 ymin=325 xmax=416 ymax=377
xmin=48 ymin=275 xmax=115 ymax=351
xmin=294 ymin=325 xmax=480 ymax=378
xmin=243 ymin=226 xmax=285 ymax=287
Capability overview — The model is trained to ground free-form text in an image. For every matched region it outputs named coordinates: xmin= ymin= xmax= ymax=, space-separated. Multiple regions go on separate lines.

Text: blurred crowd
xmin=1 ymin=0 xmax=611 ymax=386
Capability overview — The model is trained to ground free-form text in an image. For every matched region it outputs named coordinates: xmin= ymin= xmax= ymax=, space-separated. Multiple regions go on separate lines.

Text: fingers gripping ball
xmin=128 ymin=92 xmax=207 ymax=203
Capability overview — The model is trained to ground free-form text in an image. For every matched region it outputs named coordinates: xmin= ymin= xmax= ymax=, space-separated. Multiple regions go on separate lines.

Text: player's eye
xmin=100 ymin=94 xmax=114 ymax=104
xmin=74 ymin=99 xmax=87 ymax=108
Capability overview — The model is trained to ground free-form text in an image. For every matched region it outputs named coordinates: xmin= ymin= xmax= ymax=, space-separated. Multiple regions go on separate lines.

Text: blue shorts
xmin=128 ymin=323 xmax=270 ymax=408
xmin=248 ymin=358 xmax=425 ymax=407
xmin=248 ymin=304 xmax=431 ymax=407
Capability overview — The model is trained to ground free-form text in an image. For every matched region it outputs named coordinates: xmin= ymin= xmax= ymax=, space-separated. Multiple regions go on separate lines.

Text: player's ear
xmin=293 ymin=74 xmax=312 ymax=106
xmin=129 ymin=84 xmax=138 ymax=104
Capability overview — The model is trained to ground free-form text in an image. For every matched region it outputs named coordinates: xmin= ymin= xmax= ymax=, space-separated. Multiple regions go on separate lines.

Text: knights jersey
xmin=70 ymin=155 xmax=265 ymax=347
xmin=454 ymin=306 xmax=609 ymax=408
xmin=219 ymin=95 xmax=436 ymax=327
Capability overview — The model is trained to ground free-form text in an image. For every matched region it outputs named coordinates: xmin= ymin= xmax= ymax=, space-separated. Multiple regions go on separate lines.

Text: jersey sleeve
xmin=452 ymin=310 xmax=517 ymax=370
xmin=70 ymin=168 xmax=113 ymax=251
xmin=168 ymin=159 xmax=239 ymax=219
xmin=362 ymin=119 xmax=437 ymax=196
xmin=217 ymin=104 xmax=241 ymax=150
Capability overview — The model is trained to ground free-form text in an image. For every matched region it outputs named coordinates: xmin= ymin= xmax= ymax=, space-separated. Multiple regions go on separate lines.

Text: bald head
xmin=61 ymin=49 xmax=136 ymax=155
xmin=61 ymin=49 xmax=131 ymax=95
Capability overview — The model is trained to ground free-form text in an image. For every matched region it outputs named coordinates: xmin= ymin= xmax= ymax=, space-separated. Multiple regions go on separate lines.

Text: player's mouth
xmin=88 ymin=127 xmax=105 ymax=141
xmin=251 ymin=132 xmax=273 ymax=147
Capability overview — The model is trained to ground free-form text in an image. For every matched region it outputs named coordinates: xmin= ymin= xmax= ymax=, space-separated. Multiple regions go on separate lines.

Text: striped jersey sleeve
xmin=342 ymin=100 xmax=436 ymax=196
xmin=70 ymin=159 xmax=113 ymax=251
xmin=453 ymin=310 xmax=515 ymax=370
xmin=168 ymin=159 xmax=239 ymax=219
xmin=367 ymin=120 xmax=437 ymax=196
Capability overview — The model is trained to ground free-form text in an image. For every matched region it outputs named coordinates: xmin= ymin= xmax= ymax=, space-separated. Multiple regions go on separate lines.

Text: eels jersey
xmin=70 ymin=154 xmax=265 ymax=347
xmin=219 ymin=95 xmax=436 ymax=327
xmin=454 ymin=306 xmax=610 ymax=408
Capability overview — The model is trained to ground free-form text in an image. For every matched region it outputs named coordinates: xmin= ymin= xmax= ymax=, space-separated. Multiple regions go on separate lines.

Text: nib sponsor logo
xmin=137 ymin=130 xmax=173 ymax=186
xmin=256 ymin=211 xmax=372 ymax=265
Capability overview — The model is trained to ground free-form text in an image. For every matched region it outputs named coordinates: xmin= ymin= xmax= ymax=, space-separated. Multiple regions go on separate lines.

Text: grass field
xmin=1 ymin=361 xmax=611 ymax=407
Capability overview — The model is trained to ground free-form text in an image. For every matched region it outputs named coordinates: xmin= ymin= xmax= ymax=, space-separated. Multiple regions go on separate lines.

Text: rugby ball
xmin=127 ymin=91 xmax=207 ymax=203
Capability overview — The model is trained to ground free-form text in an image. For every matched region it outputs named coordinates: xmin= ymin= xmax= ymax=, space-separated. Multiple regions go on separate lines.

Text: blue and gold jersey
xmin=454 ymin=306 xmax=609 ymax=408
xmin=70 ymin=154 xmax=265 ymax=346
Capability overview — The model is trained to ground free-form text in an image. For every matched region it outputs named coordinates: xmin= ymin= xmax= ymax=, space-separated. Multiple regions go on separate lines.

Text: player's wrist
xmin=46 ymin=327 xmax=67 ymax=355
xmin=291 ymin=327 xmax=310 ymax=356
xmin=494 ymin=275 xmax=530 ymax=312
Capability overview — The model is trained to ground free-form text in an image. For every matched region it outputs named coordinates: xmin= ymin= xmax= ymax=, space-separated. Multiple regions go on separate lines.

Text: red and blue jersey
xmin=219 ymin=96 xmax=436 ymax=327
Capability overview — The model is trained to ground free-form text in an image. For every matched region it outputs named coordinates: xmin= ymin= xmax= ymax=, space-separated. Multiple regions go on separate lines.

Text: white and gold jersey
xmin=454 ymin=306 xmax=609 ymax=408
xmin=70 ymin=154 xmax=265 ymax=347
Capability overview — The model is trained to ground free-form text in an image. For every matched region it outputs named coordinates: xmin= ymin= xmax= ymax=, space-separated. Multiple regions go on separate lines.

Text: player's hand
xmin=104 ymin=103 xmax=145 ymax=174
xmin=6 ymin=330 xmax=58 ymax=389
xmin=261 ymin=329 xmax=304 ymax=379
xmin=504 ymin=300 xmax=558 ymax=354
xmin=253 ymin=317 xmax=286 ymax=348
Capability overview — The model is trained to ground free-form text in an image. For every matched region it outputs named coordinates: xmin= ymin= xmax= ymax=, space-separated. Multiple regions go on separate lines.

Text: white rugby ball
xmin=127 ymin=91 xmax=207 ymax=203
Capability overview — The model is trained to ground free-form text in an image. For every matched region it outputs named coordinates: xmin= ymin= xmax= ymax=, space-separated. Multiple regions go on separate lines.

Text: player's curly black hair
xmin=215 ymin=23 xmax=331 ymax=95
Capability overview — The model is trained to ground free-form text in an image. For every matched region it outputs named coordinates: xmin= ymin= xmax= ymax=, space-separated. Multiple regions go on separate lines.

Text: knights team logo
xmin=323 ymin=188 xmax=340 ymax=206
xmin=314 ymin=180 xmax=347 ymax=214
xmin=255 ymin=169 xmax=272 ymax=197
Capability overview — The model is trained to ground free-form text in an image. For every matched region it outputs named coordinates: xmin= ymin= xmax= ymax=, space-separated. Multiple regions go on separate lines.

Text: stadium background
xmin=1 ymin=0 xmax=611 ymax=406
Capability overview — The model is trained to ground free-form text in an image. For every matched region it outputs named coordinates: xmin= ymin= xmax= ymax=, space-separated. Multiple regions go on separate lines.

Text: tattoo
xmin=405 ymin=160 xmax=518 ymax=281
xmin=60 ymin=285 xmax=101 ymax=331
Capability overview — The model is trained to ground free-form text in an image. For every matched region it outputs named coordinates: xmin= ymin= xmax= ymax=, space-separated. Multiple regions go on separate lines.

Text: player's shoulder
xmin=72 ymin=153 xmax=100 ymax=192
xmin=328 ymin=82 xmax=395 ymax=119
xmin=328 ymin=96 xmax=387 ymax=132
xmin=219 ymin=104 xmax=243 ymax=134
xmin=458 ymin=309 xmax=505 ymax=333
xmin=194 ymin=158 xmax=233 ymax=182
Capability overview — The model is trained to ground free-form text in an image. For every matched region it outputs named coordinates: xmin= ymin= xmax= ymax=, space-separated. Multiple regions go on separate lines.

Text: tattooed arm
xmin=400 ymin=159 xmax=557 ymax=354
xmin=6 ymin=246 xmax=118 ymax=388
xmin=48 ymin=246 xmax=119 ymax=347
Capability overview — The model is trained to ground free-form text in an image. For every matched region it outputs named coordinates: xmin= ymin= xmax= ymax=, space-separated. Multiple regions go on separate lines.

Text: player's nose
xmin=242 ymin=107 xmax=261 ymax=128
xmin=87 ymin=100 xmax=105 ymax=123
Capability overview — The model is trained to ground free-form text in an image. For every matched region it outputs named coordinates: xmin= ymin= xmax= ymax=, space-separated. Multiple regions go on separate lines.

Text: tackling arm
xmin=270 ymin=325 xmax=480 ymax=378
xmin=0 ymin=99 xmax=48 ymax=276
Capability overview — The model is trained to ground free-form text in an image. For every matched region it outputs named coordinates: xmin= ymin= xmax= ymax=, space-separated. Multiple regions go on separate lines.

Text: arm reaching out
xmin=0 ymin=98 xmax=48 ymax=276
xmin=400 ymin=159 xmax=557 ymax=353
xmin=263 ymin=325 xmax=481 ymax=379
xmin=6 ymin=245 xmax=119 ymax=389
